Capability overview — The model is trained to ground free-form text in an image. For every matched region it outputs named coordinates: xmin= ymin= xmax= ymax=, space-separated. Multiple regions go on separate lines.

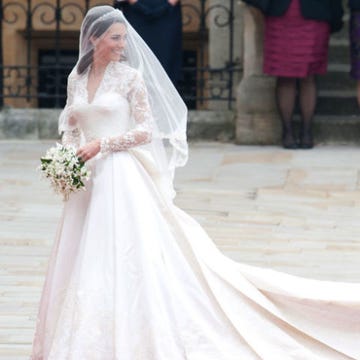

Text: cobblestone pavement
xmin=1 ymin=140 xmax=360 ymax=359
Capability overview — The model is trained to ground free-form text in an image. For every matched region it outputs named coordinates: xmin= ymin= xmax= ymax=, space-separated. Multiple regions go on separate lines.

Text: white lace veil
xmin=62 ymin=5 xmax=188 ymax=198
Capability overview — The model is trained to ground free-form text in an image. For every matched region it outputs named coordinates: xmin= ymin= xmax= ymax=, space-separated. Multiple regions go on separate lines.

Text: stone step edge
xmin=294 ymin=114 xmax=360 ymax=124
xmin=318 ymin=90 xmax=356 ymax=98
xmin=2 ymin=109 xmax=360 ymax=142
xmin=0 ymin=109 xmax=236 ymax=141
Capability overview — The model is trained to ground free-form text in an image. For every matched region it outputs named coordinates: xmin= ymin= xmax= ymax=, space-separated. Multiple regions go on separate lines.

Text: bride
xmin=31 ymin=5 xmax=360 ymax=360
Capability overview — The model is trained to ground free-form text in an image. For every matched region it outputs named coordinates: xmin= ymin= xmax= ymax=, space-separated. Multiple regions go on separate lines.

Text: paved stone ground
xmin=1 ymin=140 xmax=360 ymax=359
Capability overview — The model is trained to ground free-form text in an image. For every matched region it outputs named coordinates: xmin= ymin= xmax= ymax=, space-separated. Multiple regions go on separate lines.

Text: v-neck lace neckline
xmin=86 ymin=62 xmax=112 ymax=104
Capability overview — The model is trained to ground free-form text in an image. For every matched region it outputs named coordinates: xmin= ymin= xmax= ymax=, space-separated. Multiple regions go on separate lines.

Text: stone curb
xmin=0 ymin=108 xmax=236 ymax=141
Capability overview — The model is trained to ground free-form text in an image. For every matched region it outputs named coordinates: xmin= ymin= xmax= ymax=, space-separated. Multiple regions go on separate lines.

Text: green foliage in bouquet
xmin=39 ymin=143 xmax=91 ymax=201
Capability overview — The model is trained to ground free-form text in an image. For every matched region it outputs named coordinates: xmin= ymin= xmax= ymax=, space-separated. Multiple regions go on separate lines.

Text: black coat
xmin=242 ymin=0 xmax=344 ymax=33
xmin=349 ymin=0 xmax=360 ymax=10
xmin=114 ymin=0 xmax=183 ymax=85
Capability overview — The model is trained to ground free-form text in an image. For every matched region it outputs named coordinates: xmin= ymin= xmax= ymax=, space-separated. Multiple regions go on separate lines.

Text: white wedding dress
xmin=31 ymin=61 xmax=360 ymax=360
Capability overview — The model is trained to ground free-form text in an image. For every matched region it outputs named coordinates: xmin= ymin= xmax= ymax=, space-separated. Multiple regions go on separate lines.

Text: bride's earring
xmin=90 ymin=36 xmax=98 ymax=51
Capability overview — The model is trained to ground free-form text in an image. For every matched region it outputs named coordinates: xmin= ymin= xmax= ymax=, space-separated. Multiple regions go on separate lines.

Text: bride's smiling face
xmin=94 ymin=23 xmax=127 ymax=63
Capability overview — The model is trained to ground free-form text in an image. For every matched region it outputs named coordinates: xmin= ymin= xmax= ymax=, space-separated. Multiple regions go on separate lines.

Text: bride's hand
xmin=76 ymin=139 xmax=101 ymax=162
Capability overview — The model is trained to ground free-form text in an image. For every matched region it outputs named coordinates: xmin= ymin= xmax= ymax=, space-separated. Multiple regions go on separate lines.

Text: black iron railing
xmin=0 ymin=0 xmax=241 ymax=109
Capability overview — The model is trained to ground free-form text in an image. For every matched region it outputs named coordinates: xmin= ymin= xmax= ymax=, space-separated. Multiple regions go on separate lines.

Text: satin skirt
xmin=31 ymin=150 xmax=360 ymax=360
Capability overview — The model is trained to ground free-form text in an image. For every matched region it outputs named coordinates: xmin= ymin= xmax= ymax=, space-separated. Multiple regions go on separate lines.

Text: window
xmin=38 ymin=49 xmax=78 ymax=108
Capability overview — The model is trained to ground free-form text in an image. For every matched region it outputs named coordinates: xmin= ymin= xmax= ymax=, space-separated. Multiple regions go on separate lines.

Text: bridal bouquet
xmin=38 ymin=143 xmax=91 ymax=201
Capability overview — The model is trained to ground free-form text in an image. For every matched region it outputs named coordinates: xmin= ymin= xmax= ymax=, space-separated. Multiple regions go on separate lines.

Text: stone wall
xmin=0 ymin=108 xmax=61 ymax=140
xmin=0 ymin=108 xmax=236 ymax=141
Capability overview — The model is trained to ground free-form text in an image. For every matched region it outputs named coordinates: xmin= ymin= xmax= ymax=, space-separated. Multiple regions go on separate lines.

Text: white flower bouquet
xmin=39 ymin=143 xmax=91 ymax=201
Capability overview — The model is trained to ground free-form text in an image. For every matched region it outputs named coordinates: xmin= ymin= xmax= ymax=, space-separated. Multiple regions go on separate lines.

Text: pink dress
xmin=263 ymin=0 xmax=331 ymax=78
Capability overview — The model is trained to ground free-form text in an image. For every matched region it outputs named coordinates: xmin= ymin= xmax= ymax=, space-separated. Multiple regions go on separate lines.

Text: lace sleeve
xmin=100 ymin=71 xmax=153 ymax=153
xmin=62 ymin=128 xmax=81 ymax=148
xmin=60 ymin=74 xmax=81 ymax=148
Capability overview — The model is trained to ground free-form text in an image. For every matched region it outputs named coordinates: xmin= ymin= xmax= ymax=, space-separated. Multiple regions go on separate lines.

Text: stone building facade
xmin=0 ymin=0 xmax=246 ymax=141
xmin=2 ymin=0 xmax=243 ymax=110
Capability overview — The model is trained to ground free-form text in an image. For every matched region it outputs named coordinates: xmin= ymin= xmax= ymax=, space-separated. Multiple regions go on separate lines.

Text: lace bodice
xmin=60 ymin=61 xmax=153 ymax=153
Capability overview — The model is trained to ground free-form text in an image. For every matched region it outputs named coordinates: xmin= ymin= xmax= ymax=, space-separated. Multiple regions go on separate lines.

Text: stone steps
xmin=316 ymin=8 xmax=357 ymax=118
xmin=316 ymin=96 xmax=358 ymax=115
xmin=294 ymin=115 xmax=360 ymax=144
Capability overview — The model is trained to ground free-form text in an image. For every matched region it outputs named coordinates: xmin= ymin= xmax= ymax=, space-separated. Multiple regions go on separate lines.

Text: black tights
xmin=276 ymin=76 xmax=317 ymax=145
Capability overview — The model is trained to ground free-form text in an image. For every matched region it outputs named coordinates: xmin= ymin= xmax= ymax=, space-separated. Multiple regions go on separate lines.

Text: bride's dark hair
xmin=77 ymin=6 xmax=125 ymax=75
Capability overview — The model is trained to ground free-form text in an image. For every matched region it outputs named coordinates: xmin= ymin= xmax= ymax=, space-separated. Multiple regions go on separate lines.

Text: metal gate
xmin=0 ymin=0 xmax=240 ymax=109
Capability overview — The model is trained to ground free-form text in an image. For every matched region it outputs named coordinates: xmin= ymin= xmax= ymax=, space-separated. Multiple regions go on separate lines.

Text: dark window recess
xmin=38 ymin=49 xmax=197 ymax=109
xmin=178 ymin=50 xmax=197 ymax=110
xmin=38 ymin=50 xmax=78 ymax=108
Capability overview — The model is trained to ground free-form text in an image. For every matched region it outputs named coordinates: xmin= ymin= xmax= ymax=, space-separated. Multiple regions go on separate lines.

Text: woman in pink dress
xmin=244 ymin=0 xmax=343 ymax=149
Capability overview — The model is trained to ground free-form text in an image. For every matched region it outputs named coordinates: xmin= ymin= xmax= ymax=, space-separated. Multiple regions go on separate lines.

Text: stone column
xmin=235 ymin=4 xmax=279 ymax=144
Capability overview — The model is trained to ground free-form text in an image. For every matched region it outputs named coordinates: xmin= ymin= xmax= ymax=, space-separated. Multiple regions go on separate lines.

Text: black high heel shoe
xmin=299 ymin=128 xmax=314 ymax=149
xmin=282 ymin=128 xmax=298 ymax=149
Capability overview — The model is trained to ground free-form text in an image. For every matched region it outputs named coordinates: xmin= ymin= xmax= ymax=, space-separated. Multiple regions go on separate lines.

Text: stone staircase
xmin=312 ymin=7 xmax=360 ymax=144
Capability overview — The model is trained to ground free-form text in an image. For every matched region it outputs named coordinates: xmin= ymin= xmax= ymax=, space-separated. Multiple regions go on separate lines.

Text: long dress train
xmin=31 ymin=61 xmax=360 ymax=360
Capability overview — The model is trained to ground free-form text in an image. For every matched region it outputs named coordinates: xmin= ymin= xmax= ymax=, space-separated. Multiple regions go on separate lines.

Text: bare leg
xmin=276 ymin=77 xmax=297 ymax=149
xmin=299 ymin=75 xmax=317 ymax=149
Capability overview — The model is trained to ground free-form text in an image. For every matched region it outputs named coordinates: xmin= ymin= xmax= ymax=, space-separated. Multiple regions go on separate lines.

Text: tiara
xmin=93 ymin=8 xmax=122 ymax=24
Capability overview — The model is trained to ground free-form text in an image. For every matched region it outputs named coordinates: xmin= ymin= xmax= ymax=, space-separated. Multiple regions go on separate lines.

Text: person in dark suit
xmin=114 ymin=0 xmax=182 ymax=86
xmin=349 ymin=0 xmax=360 ymax=108
xmin=243 ymin=0 xmax=343 ymax=149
